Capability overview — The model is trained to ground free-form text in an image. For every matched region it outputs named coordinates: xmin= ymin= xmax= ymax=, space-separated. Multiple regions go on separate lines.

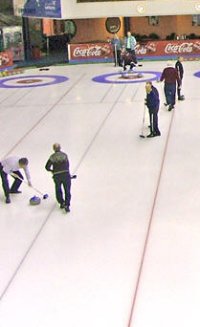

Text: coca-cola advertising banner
xmin=69 ymin=40 xmax=200 ymax=63
xmin=0 ymin=51 xmax=13 ymax=69
xmin=69 ymin=43 xmax=113 ymax=62
xmin=136 ymin=40 xmax=200 ymax=58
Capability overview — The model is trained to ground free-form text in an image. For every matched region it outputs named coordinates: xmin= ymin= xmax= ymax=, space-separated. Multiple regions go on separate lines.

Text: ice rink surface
xmin=0 ymin=60 xmax=200 ymax=327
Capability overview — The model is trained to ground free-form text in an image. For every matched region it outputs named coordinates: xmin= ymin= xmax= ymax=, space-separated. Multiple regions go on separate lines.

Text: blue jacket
xmin=146 ymin=86 xmax=160 ymax=110
xmin=111 ymin=38 xmax=122 ymax=51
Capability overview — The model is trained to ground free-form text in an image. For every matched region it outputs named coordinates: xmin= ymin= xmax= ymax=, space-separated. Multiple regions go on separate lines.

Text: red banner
xmin=0 ymin=50 xmax=13 ymax=69
xmin=69 ymin=43 xmax=113 ymax=62
xmin=69 ymin=40 xmax=200 ymax=62
xmin=135 ymin=39 xmax=200 ymax=57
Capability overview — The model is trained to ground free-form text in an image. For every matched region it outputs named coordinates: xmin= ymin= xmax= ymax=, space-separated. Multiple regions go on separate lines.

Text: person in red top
xmin=160 ymin=61 xmax=181 ymax=111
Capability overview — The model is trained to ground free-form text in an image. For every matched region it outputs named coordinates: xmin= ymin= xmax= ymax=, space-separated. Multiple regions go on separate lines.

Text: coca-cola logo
xmin=135 ymin=46 xmax=148 ymax=55
xmin=146 ymin=42 xmax=156 ymax=52
xmin=135 ymin=42 xmax=157 ymax=55
xmin=193 ymin=41 xmax=200 ymax=51
xmin=164 ymin=42 xmax=195 ymax=54
xmin=72 ymin=45 xmax=111 ymax=58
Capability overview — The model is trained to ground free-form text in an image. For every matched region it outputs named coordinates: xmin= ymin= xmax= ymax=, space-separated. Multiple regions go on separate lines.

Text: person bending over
xmin=0 ymin=157 xmax=32 ymax=203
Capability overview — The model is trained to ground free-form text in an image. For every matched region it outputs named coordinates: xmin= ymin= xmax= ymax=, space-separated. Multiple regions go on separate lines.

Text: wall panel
xmin=61 ymin=0 xmax=200 ymax=19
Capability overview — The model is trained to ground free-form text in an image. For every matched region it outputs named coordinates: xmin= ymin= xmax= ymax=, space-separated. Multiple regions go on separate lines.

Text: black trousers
xmin=0 ymin=163 xmax=23 ymax=198
xmin=177 ymin=79 xmax=183 ymax=99
xmin=53 ymin=172 xmax=71 ymax=206
xmin=113 ymin=50 xmax=122 ymax=66
xmin=148 ymin=108 xmax=160 ymax=134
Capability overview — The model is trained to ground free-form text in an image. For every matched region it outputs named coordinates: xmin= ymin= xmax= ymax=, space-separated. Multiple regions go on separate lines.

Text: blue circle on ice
xmin=0 ymin=75 xmax=69 ymax=88
xmin=92 ymin=71 xmax=161 ymax=84
xmin=194 ymin=71 xmax=200 ymax=78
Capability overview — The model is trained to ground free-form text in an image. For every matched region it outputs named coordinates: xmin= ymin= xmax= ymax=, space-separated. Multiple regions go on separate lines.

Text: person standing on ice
xmin=160 ymin=61 xmax=181 ymax=111
xmin=145 ymin=81 xmax=161 ymax=138
xmin=111 ymin=33 xmax=122 ymax=67
xmin=175 ymin=56 xmax=185 ymax=101
xmin=122 ymin=31 xmax=137 ymax=70
xmin=45 ymin=143 xmax=71 ymax=212
xmin=0 ymin=157 xmax=32 ymax=204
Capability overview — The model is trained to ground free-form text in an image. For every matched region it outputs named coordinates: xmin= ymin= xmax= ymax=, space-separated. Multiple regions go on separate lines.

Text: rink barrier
xmin=68 ymin=40 xmax=200 ymax=64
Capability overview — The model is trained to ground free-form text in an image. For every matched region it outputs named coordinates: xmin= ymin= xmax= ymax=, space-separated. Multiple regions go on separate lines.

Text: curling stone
xmin=29 ymin=195 xmax=41 ymax=205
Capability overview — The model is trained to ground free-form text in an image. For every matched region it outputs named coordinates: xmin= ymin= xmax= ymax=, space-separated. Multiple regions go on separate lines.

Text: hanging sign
xmin=22 ymin=0 xmax=62 ymax=18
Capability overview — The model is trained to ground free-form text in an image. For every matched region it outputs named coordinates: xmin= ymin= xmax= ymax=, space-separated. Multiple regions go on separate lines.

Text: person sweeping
xmin=45 ymin=143 xmax=71 ymax=212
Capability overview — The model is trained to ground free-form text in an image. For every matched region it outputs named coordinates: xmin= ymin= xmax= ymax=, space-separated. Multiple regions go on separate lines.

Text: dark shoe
xmin=64 ymin=205 xmax=70 ymax=213
xmin=5 ymin=197 xmax=11 ymax=204
xmin=60 ymin=202 xmax=65 ymax=209
xmin=130 ymin=62 xmax=136 ymax=69
xmin=154 ymin=132 xmax=161 ymax=137
xmin=168 ymin=105 xmax=174 ymax=111
xmin=164 ymin=103 xmax=168 ymax=106
xmin=9 ymin=190 xmax=22 ymax=194
xmin=147 ymin=133 xmax=155 ymax=138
